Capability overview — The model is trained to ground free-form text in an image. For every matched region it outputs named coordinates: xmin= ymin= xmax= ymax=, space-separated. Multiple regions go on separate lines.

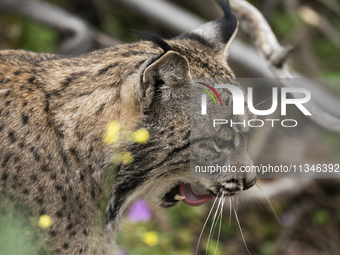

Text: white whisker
xmin=241 ymin=198 xmax=249 ymax=211
xmin=229 ymin=197 xmax=232 ymax=227
xmin=211 ymin=194 xmax=224 ymax=236
xmin=234 ymin=207 xmax=251 ymax=255
xmin=236 ymin=196 xmax=240 ymax=211
xmin=206 ymin=195 xmax=222 ymax=255
xmin=130 ymin=179 xmax=161 ymax=214
xmin=196 ymin=196 xmax=218 ymax=255
xmin=256 ymin=184 xmax=282 ymax=225
xmin=246 ymin=190 xmax=265 ymax=213
xmin=240 ymin=131 xmax=248 ymax=147
xmin=142 ymin=179 xmax=161 ymax=204
xmin=214 ymin=193 xmax=225 ymax=255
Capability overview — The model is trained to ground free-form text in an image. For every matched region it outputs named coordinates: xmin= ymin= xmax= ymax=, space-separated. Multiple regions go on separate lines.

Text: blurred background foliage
xmin=1 ymin=0 xmax=340 ymax=81
xmin=0 ymin=0 xmax=340 ymax=255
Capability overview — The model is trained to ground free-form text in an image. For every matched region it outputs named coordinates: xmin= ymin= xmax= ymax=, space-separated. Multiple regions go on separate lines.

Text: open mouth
xmin=163 ymin=183 xmax=214 ymax=207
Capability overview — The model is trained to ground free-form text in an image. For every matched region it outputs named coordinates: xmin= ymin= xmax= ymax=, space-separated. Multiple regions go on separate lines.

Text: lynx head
xmin=107 ymin=0 xmax=256 ymax=224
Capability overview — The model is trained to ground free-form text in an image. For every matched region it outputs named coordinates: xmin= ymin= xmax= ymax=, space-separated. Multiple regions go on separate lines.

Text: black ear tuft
xmin=216 ymin=0 xmax=238 ymax=44
xmin=138 ymin=31 xmax=172 ymax=53
xmin=173 ymin=0 xmax=238 ymax=58
xmin=216 ymin=0 xmax=232 ymax=18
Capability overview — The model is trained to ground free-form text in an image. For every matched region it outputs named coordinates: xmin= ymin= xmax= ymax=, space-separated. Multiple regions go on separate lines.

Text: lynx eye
xmin=213 ymin=137 xmax=234 ymax=149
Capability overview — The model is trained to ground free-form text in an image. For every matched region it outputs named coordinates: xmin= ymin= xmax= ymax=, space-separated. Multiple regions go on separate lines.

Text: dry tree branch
xmin=299 ymin=6 xmax=340 ymax=48
xmin=230 ymin=0 xmax=340 ymax=133
xmin=0 ymin=0 xmax=120 ymax=54
xmin=315 ymin=0 xmax=340 ymax=17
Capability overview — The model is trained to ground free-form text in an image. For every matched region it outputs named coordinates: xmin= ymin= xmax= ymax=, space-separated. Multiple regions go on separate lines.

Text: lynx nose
xmin=243 ymin=177 xmax=256 ymax=190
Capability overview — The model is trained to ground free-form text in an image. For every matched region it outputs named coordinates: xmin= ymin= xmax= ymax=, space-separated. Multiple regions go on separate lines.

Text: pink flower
xmin=128 ymin=199 xmax=152 ymax=223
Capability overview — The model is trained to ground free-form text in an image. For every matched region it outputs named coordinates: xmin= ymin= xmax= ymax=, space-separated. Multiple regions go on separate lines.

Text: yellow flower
xmin=121 ymin=152 xmax=134 ymax=164
xmin=103 ymin=121 xmax=120 ymax=145
xmin=39 ymin=215 xmax=52 ymax=229
xmin=142 ymin=231 xmax=159 ymax=246
xmin=132 ymin=129 xmax=149 ymax=144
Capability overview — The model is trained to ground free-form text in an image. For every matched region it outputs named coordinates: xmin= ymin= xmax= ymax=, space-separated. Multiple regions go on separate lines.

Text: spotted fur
xmin=0 ymin=1 xmax=256 ymax=254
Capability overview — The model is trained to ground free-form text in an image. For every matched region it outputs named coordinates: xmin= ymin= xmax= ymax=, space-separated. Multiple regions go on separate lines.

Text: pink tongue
xmin=179 ymin=183 xmax=214 ymax=206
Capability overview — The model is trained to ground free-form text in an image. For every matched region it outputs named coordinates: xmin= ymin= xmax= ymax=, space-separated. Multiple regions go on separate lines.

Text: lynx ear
xmin=139 ymin=51 xmax=190 ymax=107
xmin=177 ymin=0 xmax=238 ymax=61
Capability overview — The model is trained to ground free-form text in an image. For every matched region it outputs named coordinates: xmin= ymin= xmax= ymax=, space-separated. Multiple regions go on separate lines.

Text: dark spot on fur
xmin=98 ymin=63 xmax=119 ymax=75
xmin=1 ymin=172 xmax=8 ymax=181
xmin=91 ymin=189 xmax=96 ymax=199
xmin=22 ymin=114 xmax=29 ymax=125
xmin=2 ymin=154 xmax=12 ymax=167
xmin=50 ymin=230 xmax=57 ymax=237
xmin=20 ymin=86 xmax=26 ymax=90
xmin=56 ymin=211 xmax=63 ymax=218
xmin=18 ymin=141 xmax=25 ymax=148
xmin=60 ymin=151 xmax=69 ymax=165
xmin=95 ymin=103 xmax=106 ymax=115
xmin=45 ymin=94 xmax=50 ymax=112
xmin=27 ymin=77 xmax=35 ymax=84
xmin=31 ymin=175 xmax=37 ymax=181
xmin=36 ymin=198 xmax=44 ymax=205
xmin=70 ymin=148 xmax=80 ymax=163
xmin=41 ymin=164 xmax=48 ymax=172
xmin=80 ymin=172 xmax=84 ymax=181
xmin=0 ymin=78 xmax=11 ymax=84
xmin=76 ymin=131 xmax=84 ymax=141
xmin=22 ymin=101 xmax=28 ymax=107
xmin=62 ymin=195 xmax=67 ymax=202
xmin=5 ymin=101 xmax=11 ymax=106
xmin=66 ymin=224 xmax=73 ymax=230
xmin=62 ymin=243 xmax=69 ymax=249
xmin=55 ymin=184 xmax=62 ymax=191
xmin=4 ymin=90 xmax=11 ymax=97
xmin=8 ymin=131 xmax=16 ymax=143
xmin=14 ymin=157 xmax=20 ymax=164
xmin=30 ymin=147 xmax=40 ymax=161
xmin=14 ymin=71 xmax=20 ymax=76
xmin=23 ymin=189 xmax=29 ymax=194
xmin=109 ymin=81 xmax=120 ymax=88
xmin=62 ymin=77 xmax=72 ymax=87
xmin=77 ymin=91 xmax=94 ymax=97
